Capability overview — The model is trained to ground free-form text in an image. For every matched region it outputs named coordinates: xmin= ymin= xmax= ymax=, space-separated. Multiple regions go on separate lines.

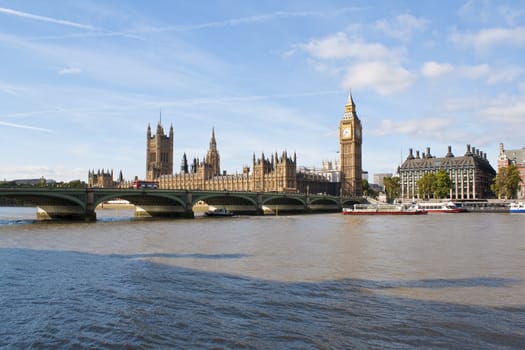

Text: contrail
xmin=0 ymin=121 xmax=53 ymax=132
xmin=0 ymin=7 xmax=97 ymax=30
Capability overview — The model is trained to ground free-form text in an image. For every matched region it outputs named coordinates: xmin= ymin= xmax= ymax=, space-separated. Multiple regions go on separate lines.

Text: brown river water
xmin=1 ymin=208 xmax=524 ymax=349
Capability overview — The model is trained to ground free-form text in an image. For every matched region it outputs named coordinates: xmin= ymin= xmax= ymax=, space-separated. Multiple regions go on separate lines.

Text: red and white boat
xmin=414 ymin=201 xmax=466 ymax=213
xmin=342 ymin=203 xmax=427 ymax=215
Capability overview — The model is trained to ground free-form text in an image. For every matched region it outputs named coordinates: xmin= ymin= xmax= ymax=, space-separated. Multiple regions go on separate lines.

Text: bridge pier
xmin=37 ymin=206 xmax=96 ymax=222
xmin=135 ymin=205 xmax=194 ymax=219
xmin=256 ymin=193 xmax=264 ymax=215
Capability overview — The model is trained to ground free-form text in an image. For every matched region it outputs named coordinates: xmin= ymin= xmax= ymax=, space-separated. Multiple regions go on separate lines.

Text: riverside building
xmin=399 ymin=145 xmax=496 ymax=200
xmin=497 ymin=143 xmax=525 ymax=199
xmin=148 ymin=93 xmax=363 ymax=196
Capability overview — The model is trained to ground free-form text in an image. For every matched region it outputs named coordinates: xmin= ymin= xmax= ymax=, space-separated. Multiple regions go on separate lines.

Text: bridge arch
xmin=94 ymin=189 xmax=192 ymax=218
xmin=0 ymin=189 xmax=91 ymax=220
xmin=193 ymin=193 xmax=257 ymax=207
xmin=341 ymin=198 xmax=362 ymax=208
xmin=192 ymin=192 xmax=259 ymax=214
xmin=309 ymin=197 xmax=339 ymax=206
xmin=94 ymin=192 xmax=186 ymax=208
xmin=262 ymin=196 xmax=306 ymax=207
xmin=262 ymin=195 xmax=307 ymax=214
xmin=308 ymin=196 xmax=341 ymax=212
xmin=0 ymin=189 xmax=87 ymax=209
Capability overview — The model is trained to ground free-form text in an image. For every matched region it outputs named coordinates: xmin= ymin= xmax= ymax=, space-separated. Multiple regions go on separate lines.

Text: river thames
xmin=1 ymin=208 xmax=524 ymax=349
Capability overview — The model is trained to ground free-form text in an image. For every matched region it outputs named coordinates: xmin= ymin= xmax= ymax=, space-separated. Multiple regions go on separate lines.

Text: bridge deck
xmin=0 ymin=188 xmax=364 ymax=221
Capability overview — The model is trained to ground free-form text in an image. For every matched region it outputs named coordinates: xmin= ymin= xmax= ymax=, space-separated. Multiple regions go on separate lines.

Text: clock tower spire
xmin=339 ymin=90 xmax=362 ymax=196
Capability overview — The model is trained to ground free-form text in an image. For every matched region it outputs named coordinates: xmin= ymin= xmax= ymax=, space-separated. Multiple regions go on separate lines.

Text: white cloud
xmin=421 ymin=62 xmax=521 ymax=85
xmin=421 ymin=61 xmax=454 ymax=78
xmin=58 ymin=67 xmax=82 ymax=75
xmin=372 ymin=117 xmax=451 ymax=137
xmin=306 ymin=58 xmax=343 ymax=76
xmin=342 ymin=61 xmax=416 ymax=95
xmin=375 ymin=13 xmax=429 ymax=40
xmin=496 ymin=6 xmax=524 ymax=26
xmin=458 ymin=1 xmax=524 ymax=26
xmin=0 ymin=7 xmax=97 ymax=30
xmin=486 ymin=65 xmax=523 ymax=84
xmin=450 ymin=27 xmax=525 ymax=51
xmin=457 ymin=0 xmax=491 ymax=23
xmin=444 ymin=96 xmax=484 ymax=112
xmin=0 ymin=165 xmax=85 ymax=182
xmin=482 ymin=97 xmax=525 ymax=123
xmin=458 ymin=64 xmax=490 ymax=79
xmin=297 ymin=32 xmax=394 ymax=60
xmin=0 ymin=82 xmax=25 ymax=95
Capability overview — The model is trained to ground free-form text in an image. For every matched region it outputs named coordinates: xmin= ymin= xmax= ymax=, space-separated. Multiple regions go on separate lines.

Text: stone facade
xmin=497 ymin=143 xmax=525 ymax=199
xmin=151 ymin=94 xmax=362 ymax=195
xmin=88 ymin=169 xmax=123 ymax=188
xmin=154 ymin=127 xmax=338 ymax=194
xmin=399 ymin=145 xmax=496 ymax=200
xmin=339 ymin=92 xmax=363 ymax=196
xmin=159 ymin=148 xmax=300 ymax=192
xmin=146 ymin=122 xmax=174 ymax=181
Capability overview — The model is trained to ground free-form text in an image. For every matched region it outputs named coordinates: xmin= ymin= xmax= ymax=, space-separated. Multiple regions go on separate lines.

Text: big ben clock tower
xmin=339 ymin=91 xmax=363 ymax=196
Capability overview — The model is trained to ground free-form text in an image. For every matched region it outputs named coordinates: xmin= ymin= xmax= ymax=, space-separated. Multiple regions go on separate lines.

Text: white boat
xmin=342 ymin=203 xmax=427 ymax=215
xmin=509 ymin=202 xmax=525 ymax=213
xmin=205 ymin=208 xmax=234 ymax=217
xmin=414 ymin=201 xmax=466 ymax=213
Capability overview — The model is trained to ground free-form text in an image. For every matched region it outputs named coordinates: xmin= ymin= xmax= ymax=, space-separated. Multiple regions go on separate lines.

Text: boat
xmin=205 ymin=207 xmax=234 ymax=217
xmin=509 ymin=202 xmax=525 ymax=213
xmin=414 ymin=201 xmax=466 ymax=213
xmin=342 ymin=203 xmax=427 ymax=215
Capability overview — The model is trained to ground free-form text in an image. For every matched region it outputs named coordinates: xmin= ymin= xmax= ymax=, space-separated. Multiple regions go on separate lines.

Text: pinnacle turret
xmin=210 ymin=127 xmax=217 ymax=149
xmin=343 ymin=89 xmax=357 ymax=119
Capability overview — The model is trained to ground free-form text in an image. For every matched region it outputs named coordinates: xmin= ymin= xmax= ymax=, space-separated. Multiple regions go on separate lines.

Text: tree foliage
xmin=491 ymin=164 xmax=522 ymax=199
xmin=61 ymin=180 xmax=87 ymax=188
xmin=362 ymin=179 xmax=378 ymax=199
xmin=433 ymin=170 xmax=452 ymax=199
xmin=383 ymin=176 xmax=400 ymax=203
xmin=417 ymin=170 xmax=452 ymax=199
xmin=417 ymin=173 xmax=435 ymax=199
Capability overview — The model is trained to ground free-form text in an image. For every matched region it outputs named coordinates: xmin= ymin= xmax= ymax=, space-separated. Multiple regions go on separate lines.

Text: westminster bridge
xmin=0 ymin=188 xmax=364 ymax=221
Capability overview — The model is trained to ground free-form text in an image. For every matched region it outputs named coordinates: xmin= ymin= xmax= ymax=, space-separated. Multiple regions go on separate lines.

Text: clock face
xmin=342 ymin=127 xmax=351 ymax=138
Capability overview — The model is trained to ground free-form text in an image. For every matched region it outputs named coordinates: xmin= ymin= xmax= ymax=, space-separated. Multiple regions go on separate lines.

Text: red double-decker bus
xmin=132 ymin=180 xmax=159 ymax=189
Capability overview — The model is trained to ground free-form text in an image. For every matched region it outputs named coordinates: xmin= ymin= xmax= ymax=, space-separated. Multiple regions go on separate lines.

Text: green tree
xmin=60 ymin=180 xmax=87 ymax=188
xmin=491 ymin=164 xmax=522 ymax=199
xmin=432 ymin=170 xmax=452 ymax=199
xmin=362 ymin=179 xmax=378 ymax=199
xmin=383 ymin=176 xmax=400 ymax=203
xmin=417 ymin=173 xmax=435 ymax=199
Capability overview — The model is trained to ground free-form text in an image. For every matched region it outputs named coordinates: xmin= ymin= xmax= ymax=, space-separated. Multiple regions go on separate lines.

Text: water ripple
xmin=1 ymin=248 xmax=524 ymax=349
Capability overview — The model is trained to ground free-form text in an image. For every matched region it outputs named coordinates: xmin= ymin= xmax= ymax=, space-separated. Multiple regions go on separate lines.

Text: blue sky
xmin=1 ymin=0 xmax=524 ymax=182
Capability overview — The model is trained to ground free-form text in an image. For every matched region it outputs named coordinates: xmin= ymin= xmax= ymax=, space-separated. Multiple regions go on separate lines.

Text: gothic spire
xmin=342 ymin=89 xmax=359 ymax=122
xmin=210 ymin=127 xmax=217 ymax=149
xmin=344 ymin=89 xmax=356 ymax=115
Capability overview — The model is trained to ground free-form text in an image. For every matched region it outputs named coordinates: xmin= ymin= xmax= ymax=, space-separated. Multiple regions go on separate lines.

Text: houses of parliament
xmin=91 ymin=93 xmax=363 ymax=196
